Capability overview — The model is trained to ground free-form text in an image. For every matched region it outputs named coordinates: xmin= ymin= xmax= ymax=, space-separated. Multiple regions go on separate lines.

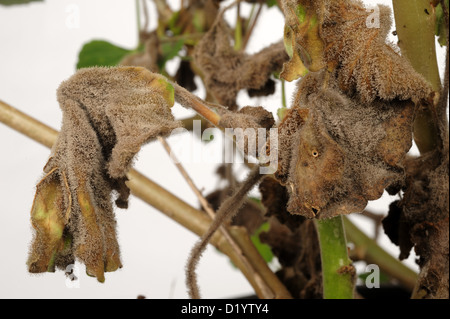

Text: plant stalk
xmin=392 ymin=0 xmax=442 ymax=154
xmin=173 ymin=82 xmax=222 ymax=126
xmin=158 ymin=136 xmax=274 ymax=298
xmin=315 ymin=216 xmax=355 ymax=299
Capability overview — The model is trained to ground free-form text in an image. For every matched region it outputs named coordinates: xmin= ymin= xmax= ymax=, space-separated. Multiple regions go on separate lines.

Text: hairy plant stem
xmin=242 ymin=3 xmax=263 ymax=50
xmin=343 ymin=217 xmax=418 ymax=291
xmin=158 ymin=136 xmax=274 ymax=298
xmin=135 ymin=0 xmax=141 ymax=39
xmin=315 ymin=216 xmax=354 ymax=299
xmin=0 ymin=99 xmax=292 ymax=299
xmin=392 ymin=0 xmax=442 ymax=154
xmin=173 ymin=82 xmax=222 ymax=126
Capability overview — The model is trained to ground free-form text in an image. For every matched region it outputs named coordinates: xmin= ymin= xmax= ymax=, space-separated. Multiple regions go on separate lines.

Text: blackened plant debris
xmin=259 ymin=177 xmax=322 ymax=298
xmin=27 ymin=67 xmax=181 ymax=282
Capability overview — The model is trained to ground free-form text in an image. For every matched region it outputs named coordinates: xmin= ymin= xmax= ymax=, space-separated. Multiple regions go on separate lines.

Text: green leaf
xmin=168 ymin=11 xmax=182 ymax=35
xmin=266 ymin=0 xmax=277 ymax=8
xmin=76 ymin=40 xmax=133 ymax=69
xmin=250 ymin=222 xmax=274 ymax=264
xmin=435 ymin=0 xmax=449 ymax=47
xmin=0 ymin=0 xmax=42 ymax=5
xmin=158 ymin=39 xmax=185 ymax=70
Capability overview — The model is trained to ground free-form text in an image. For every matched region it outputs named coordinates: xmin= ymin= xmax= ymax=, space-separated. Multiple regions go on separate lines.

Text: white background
xmin=0 ymin=0 xmax=446 ymax=298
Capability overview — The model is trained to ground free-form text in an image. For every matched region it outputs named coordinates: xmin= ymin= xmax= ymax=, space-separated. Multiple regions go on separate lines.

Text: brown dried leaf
xmin=194 ymin=17 xmax=289 ymax=109
xmin=281 ymin=0 xmax=433 ymax=103
xmin=276 ymin=71 xmax=415 ymax=218
xmin=27 ymin=169 xmax=68 ymax=273
xmin=28 ymin=67 xmax=181 ymax=281
xmin=119 ymin=31 xmax=160 ymax=73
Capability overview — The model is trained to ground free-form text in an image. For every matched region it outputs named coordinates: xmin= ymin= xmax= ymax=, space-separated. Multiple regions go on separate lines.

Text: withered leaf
xmin=28 ymin=66 xmax=182 ymax=281
xmin=280 ymin=1 xmax=325 ymax=81
xmin=27 ymin=168 xmax=68 ymax=273
xmin=119 ymin=31 xmax=160 ymax=73
xmin=259 ymin=177 xmax=322 ymax=298
xmin=280 ymin=0 xmax=433 ymax=103
xmin=319 ymin=0 xmax=433 ymax=103
xmin=276 ymin=71 xmax=415 ymax=219
xmin=194 ymin=16 xmax=289 ymax=109
xmin=274 ymin=0 xmax=429 ymax=219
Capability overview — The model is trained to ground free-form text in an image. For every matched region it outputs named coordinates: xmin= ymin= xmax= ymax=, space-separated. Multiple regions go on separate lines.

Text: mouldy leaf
xmin=280 ymin=0 xmax=432 ymax=103
xmin=317 ymin=0 xmax=432 ymax=103
xmin=274 ymin=0 xmax=431 ymax=219
xmin=258 ymin=177 xmax=322 ymax=298
xmin=218 ymin=106 xmax=275 ymax=157
xmin=120 ymin=32 xmax=160 ymax=73
xmin=27 ymin=169 xmax=68 ymax=273
xmin=280 ymin=1 xmax=325 ymax=81
xmin=27 ymin=66 xmax=182 ymax=282
xmin=77 ymin=40 xmax=133 ymax=69
xmin=275 ymin=71 xmax=415 ymax=219
xmin=194 ymin=17 xmax=288 ymax=109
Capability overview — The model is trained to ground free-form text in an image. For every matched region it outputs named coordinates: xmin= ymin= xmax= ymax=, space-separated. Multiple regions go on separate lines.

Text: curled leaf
xmin=274 ymin=0 xmax=431 ymax=219
xmin=280 ymin=0 xmax=433 ymax=103
xmin=276 ymin=71 xmax=415 ymax=219
xmin=194 ymin=17 xmax=288 ymax=109
xmin=280 ymin=1 xmax=325 ymax=81
xmin=27 ymin=169 xmax=68 ymax=273
xmin=28 ymin=67 xmax=182 ymax=281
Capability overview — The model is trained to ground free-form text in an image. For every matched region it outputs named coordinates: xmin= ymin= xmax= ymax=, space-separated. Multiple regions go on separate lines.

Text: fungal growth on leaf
xmin=27 ymin=67 xmax=181 ymax=282
xmin=194 ymin=15 xmax=289 ymax=110
xmin=280 ymin=0 xmax=433 ymax=103
xmin=274 ymin=0 xmax=433 ymax=219
xmin=276 ymin=71 xmax=416 ymax=218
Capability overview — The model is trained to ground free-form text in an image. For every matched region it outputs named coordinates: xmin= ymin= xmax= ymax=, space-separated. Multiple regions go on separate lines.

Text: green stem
xmin=281 ymin=78 xmax=287 ymax=108
xmin=234 ymin=3 xmax=242 ymax=51
xmin=315 ymin=216 xmax=354 ymax=299
xmin=343 ymin=217 xmax=418 ymax=291
xmin=135 ymin=0 xmax=141 ymax=39
xmin=392 ymin=0 xmax=442 ymax=153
